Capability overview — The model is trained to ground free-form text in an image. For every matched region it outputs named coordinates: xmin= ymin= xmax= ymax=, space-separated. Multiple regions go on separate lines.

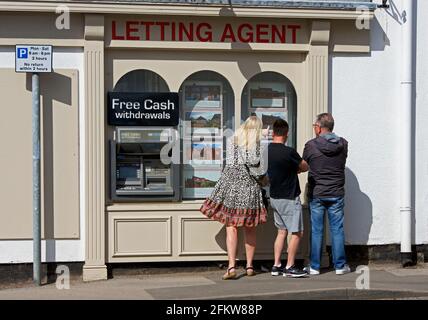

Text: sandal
xmin=246 ymin=266 xmax=256 ymax=277
xmin=222 ymin=266 xmax=237 ymax=280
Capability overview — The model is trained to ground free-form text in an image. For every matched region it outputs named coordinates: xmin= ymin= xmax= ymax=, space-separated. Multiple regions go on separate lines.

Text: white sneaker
xmin=303 ymin=266 xmax=320 ymax=275
xmin=335 ymin=264 xmax=351 ymax=275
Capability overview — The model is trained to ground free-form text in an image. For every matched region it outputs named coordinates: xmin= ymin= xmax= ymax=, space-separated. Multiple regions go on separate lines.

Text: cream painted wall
xmin=0 ymin=47 xmax=85 ymax=263
xmin=331 ymin=0 xmax=428 ymax=245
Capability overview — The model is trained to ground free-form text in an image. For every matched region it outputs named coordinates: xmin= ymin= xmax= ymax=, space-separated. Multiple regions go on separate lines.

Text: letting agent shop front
xmin=4 ymin=0 xmax=418 ymax=282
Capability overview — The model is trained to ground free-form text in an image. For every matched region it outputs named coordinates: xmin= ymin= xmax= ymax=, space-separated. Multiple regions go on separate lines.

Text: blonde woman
xmin=200 ymin=115 xmax=267 ymax=280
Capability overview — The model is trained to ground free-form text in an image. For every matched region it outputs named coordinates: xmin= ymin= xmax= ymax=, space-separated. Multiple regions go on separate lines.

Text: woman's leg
xmin=244 ymin=226 xmax=257 ymax=268
xmin=226 ymin=226 xmax=238 ymax=269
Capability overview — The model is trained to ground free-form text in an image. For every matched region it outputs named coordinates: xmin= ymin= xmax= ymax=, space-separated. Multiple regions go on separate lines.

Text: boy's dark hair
xmin=272 ymin=119 xmax=289 ymax=137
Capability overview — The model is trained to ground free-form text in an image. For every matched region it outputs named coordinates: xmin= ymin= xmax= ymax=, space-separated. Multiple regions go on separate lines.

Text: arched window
xmin=241 ymin=72 xmax=297 ymax=147
xmin=179 ymin=71 xmax=234 ymax=199
xmin=113 ymin=69 xmax=169 ymax=92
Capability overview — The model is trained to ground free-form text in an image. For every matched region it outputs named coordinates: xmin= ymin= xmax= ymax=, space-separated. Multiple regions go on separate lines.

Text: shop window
xmin=241 ymin=72 xmax=297 ymax=148
xmin=114 ymin=69 xmax=169 ymax=92
xmin=179 ymin=71 xmax=234 ymax=199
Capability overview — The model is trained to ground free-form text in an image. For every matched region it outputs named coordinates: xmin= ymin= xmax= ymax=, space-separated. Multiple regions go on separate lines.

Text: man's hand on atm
xmin=262 ymin=126 xmax=270 ymax=138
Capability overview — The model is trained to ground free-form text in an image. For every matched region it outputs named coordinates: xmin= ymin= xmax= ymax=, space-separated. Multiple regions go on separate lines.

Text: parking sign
xmin=15 ymin=45 xmax=52 ymax=73
xmin=17 ymin=47 xmax=28 ymax=59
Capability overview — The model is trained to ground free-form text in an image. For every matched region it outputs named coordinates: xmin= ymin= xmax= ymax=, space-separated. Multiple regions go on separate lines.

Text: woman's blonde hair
xmin=234 ymin=115 xmax=263 ymax=150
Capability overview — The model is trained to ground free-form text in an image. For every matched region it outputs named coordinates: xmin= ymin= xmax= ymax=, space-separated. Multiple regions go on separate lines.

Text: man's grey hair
xmin=315 ymin=113 xmax=334 ymax=132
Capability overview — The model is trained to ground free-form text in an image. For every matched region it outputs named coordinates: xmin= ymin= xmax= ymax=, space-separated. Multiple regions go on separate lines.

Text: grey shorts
xmin=270 ymin=197 xmax=303 ymax=233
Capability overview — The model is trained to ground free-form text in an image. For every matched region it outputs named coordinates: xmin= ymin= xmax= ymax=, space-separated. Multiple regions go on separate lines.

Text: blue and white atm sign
xmin=15 ymin=45 xmax=52 ymax=73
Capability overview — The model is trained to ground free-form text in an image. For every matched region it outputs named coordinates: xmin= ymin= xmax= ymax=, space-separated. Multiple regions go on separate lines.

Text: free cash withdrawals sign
xmin=15 ymin=45 xmax=52 ymax=73
xmin=108 ymin=92 xmax=179 ymax=126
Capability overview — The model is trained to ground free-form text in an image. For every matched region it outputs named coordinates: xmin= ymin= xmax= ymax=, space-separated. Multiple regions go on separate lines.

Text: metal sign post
xmin=15 ymin=45 xmax=52 ymax=286
xmin=32 ymin=72 xmax=41 ymax=286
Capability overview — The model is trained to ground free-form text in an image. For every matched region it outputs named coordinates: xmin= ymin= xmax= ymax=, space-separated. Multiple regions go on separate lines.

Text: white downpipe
xmin=400 ymin=0 xmax=414 ymax=255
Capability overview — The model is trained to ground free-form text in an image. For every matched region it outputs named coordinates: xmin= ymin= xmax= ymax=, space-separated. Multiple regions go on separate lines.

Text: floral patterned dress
xmin=200 ymin=140 xmax=267 ymax=227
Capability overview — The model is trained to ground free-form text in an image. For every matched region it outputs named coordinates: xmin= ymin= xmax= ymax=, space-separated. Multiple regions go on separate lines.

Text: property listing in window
xmin=182 ymin=81 xmax=224 ymax=199
xmin=247 ymin=81 xmax=288 ymax=142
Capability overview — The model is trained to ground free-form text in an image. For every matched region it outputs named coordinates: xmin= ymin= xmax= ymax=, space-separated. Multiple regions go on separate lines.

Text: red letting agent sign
xmin=112 ymin=20 xmax=301 ymax=44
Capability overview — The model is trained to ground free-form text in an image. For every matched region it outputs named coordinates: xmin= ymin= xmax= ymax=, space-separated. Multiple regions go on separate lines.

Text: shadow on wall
xmin=219 ymin=3 xmax=263 ymax=81
xmin=215 ymin=225 xmax=227 ymax=254
xmin=344 ymin=167 xmax=373 ymax=245
xmin=370 ymin=13 xmax=391 ymax=51
xmin=232 ymin=42 xmax=262 ymax=81
xmin=211 ymin=168 xmax=374 ymax=257
xmin=385 ymin=0 xmax=404 ymax=25
xmin=236 ymin=53 xmax=262 ymax=82
xmin=219 ymin=1 xmax=235 ymax=17
xmin=372 ymin=0 xmax=411 ymax=52
xmin=26 ymin=72 xmax=72 ymax=271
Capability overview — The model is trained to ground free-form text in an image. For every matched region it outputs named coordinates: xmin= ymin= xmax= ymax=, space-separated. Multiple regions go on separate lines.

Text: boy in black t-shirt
xmin=267 ymin=119 xmax=309 ymax=278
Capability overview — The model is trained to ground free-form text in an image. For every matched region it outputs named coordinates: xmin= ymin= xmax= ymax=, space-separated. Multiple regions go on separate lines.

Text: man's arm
xmin=291 ymin=148 xmax=308 ymax=174
xmin=298 ymin=159 xmax=309 ymax=174
xmin=343 ymin=138 xmax=348 ymax=159
xmin=302 ymin=142 xmax=311 ymax=162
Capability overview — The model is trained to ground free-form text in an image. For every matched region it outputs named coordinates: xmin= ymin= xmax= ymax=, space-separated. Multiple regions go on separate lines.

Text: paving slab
xmin=0 ymin=266 xmax=427 ymax=300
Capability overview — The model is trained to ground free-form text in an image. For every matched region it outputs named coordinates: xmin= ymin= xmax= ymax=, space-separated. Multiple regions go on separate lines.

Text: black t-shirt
xmin=267 ymin=143 xmax=302 ymax=199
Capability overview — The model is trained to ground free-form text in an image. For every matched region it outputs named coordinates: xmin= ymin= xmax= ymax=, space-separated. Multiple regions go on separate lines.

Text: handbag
xmin=244 ymin=163 xmax=270 ymax=209
xmin=238 ymin=146 xmax=270 ymax=208
xmin=260 ymin=187 xmax=269 ymax=209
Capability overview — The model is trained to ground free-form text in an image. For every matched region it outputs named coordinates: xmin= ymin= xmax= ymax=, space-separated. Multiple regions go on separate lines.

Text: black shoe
xmin=283 ymin=265 xmax=308 ymax=278
xmin=271 ymin=265 xmax=283 ymax=276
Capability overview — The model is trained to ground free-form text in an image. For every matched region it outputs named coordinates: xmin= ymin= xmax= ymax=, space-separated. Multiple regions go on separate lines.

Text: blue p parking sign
xmin=17 ymin=47 xmax=28 ymax=59
xmin=15 ymin=45 xmax=52 ymax=73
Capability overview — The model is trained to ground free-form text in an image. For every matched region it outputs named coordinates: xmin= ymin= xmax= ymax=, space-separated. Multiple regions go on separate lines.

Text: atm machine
xmin=110 ymin=127 xmax=180 ymax=201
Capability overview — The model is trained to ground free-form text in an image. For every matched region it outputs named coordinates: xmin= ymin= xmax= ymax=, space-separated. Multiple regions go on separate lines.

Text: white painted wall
xmin=332 ymin=0 xmax=428 ymax=245
xmin=0 ymin=47 xmax=85 ymax=263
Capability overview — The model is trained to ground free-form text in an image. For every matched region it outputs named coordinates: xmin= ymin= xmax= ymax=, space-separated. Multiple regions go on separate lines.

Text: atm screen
xmin=118 ymin=164 xmax=140 ymax=180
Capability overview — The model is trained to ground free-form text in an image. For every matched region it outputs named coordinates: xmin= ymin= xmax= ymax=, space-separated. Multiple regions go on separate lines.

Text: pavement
xmin=0 ymin=264 xmax=428 ymax=300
